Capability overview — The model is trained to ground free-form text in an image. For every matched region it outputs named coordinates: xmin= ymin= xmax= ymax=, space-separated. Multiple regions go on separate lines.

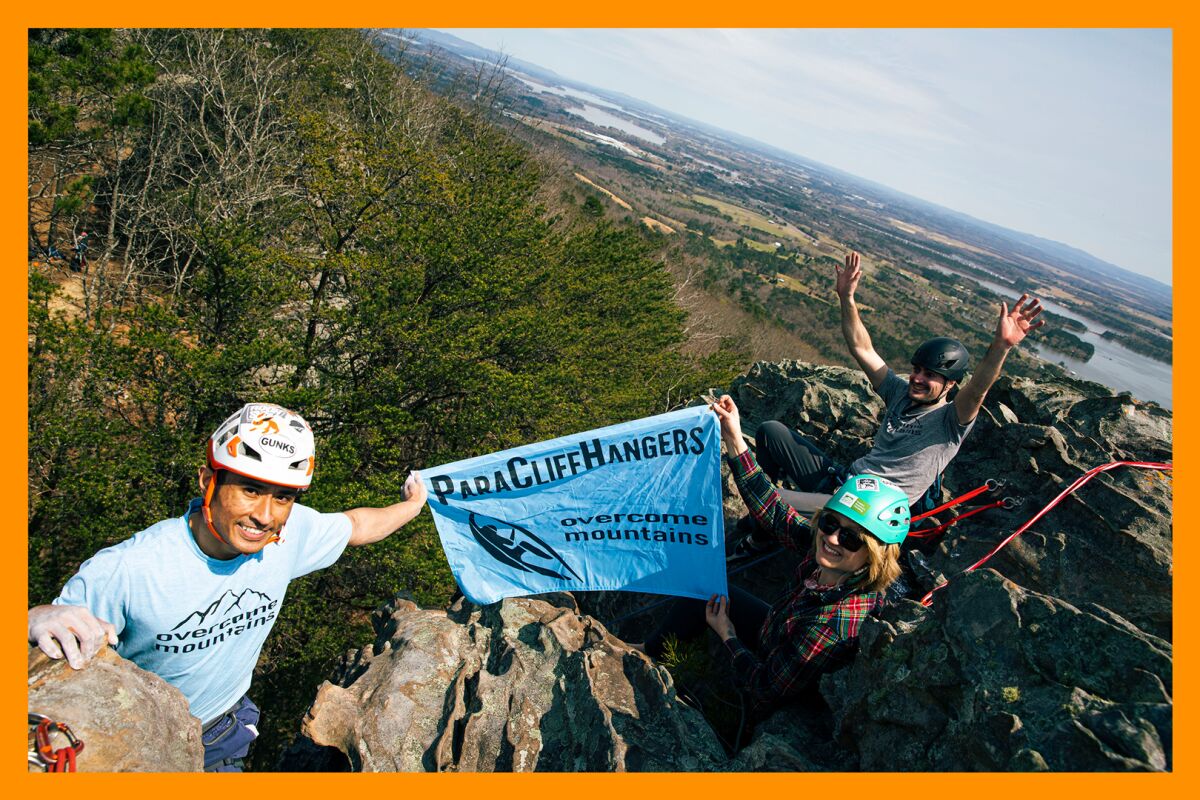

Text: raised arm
xmin=953 ymin=294 xmax=1044 ymax=425
xmin=343 ymin=471 xmax=429 ymax=546
xmin=710 ymin=396 xmax=812 ymax=550
xmin=835 ymin=252 xmax=888 ymax=390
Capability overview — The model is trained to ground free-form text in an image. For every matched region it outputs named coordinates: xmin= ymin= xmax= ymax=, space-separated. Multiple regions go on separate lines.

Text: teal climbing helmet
xmin=825 ymin=474 xmax=911 ymax=545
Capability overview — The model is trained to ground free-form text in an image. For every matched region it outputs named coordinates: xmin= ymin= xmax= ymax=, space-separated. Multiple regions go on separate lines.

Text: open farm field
xmin=885 ymin=217 xmax=995 ymax=258
xmin=692 ymin=194 xmax=801 ymax=241
xmin=575 ymin=173 xmax=633 ymax=210
xmin=641 ymin=217 xmax=675 ymax=234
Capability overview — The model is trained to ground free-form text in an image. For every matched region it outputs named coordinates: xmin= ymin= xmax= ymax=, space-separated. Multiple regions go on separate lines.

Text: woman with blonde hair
xmin=643 ymin=395 xmax=909 ymax=716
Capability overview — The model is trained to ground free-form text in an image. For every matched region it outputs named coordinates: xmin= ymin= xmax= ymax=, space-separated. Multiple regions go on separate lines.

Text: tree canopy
xmin=28 ymin=28 xmax=736 ymax=768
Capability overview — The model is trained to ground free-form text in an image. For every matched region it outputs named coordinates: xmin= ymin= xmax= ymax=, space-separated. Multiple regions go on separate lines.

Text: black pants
xmin=743 ymin=421 xmax=853 ymax=534
xmin=754 ymin=421 xmax=849 ymax=494
xmin=645 ymin=586 xmax=773 ymax=658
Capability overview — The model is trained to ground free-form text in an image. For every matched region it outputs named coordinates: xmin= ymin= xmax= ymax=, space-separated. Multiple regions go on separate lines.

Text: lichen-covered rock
xmin=821 ymin=570 xmax=1171 ymax=771
xmin=27 ymin=646 xmax=203 ymax=772
xmin=287 ymin=594 xmax=727 ymax=772
xmin=730 ymin=361 xmax=882 ymax=463
xmin=941 ymin=382 xmax=1172 ymax=640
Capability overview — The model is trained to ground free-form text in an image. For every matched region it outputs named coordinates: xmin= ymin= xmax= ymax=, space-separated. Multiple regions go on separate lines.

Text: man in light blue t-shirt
xmin=28 ymin=403 xmax=428 ymax=771
xmin=731 ymin=251 xmax=1044 ymax=559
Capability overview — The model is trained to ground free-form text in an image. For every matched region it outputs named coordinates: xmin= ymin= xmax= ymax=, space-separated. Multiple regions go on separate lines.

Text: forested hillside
xmin=27 ymin=28 xmax=737 ymax=767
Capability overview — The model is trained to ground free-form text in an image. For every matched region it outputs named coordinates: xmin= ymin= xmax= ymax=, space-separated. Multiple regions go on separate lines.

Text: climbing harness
xmin=28 ymin=713 xmax=84 ymax=772
xmin=918 ymin=460 xmax=1173 ymax=606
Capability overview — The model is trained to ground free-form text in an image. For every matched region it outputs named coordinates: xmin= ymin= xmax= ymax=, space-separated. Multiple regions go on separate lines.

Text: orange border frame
xmin=7 ymin=5 xmax=1187 ymax=794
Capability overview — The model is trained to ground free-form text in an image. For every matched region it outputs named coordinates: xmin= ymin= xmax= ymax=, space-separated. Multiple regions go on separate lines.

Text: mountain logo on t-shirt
xmin=155 ymin=588 xmax=280 ymax=656
xmin=171 ymin=588 xmax=273 ymax=630
xmin=885 ymin=413 xmax=925 ymax=436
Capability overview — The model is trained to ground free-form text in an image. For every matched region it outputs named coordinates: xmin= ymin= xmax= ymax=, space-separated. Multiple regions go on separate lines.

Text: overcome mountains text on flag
xmin=422 ymin=406 xmax=727 ymax=605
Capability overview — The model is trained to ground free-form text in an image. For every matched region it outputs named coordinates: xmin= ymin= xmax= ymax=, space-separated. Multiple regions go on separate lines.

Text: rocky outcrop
xmin=717 ymin=363 xmax=1171 ymax=772
xmin=729 ymin=361 xmax=884 ymax=465
xmin=952 ymin=377 xmax=1174 ymax=640
xmin=731 ymin=362 xmax=1173 ymax=641
xmin=27 ymin=646 xmax=203 ymax=772
xmin=289 ymin=360 xmax=1171 ymax=772
xmin=822 ymin=570 xmax=1172 ymax=771
xmin=286 ymin=593 xmax=727 ymax=771
xmin=727 ymin=702 xmax=842 ymax=771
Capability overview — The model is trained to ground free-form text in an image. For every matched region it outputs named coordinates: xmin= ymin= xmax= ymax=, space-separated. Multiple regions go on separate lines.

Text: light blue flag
xmin=422 ymin=406 xmax=727 ymax=605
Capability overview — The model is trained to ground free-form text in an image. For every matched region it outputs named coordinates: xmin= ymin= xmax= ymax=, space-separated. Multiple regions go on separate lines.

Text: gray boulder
xmin=27 ymin=645 xmax=203 ymax=772
xmin=821 ymin=569 xmax=1171 ymax=771
xmin=730 ymin=361 xmax=882 ymax=463
xmin=728 ymin=703 xmax=842 ymax=771
xmin=288 ymin=593 xmax=727 ymax=771
xmin=938 ymin=380 xmax=1172 ymax=640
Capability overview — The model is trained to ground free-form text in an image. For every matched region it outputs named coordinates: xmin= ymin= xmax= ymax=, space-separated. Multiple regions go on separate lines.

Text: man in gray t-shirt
xmin=847 ymin=369 xmax=975 ymax=503
xmin=734 ymin=251 xmax=1044 ymax=555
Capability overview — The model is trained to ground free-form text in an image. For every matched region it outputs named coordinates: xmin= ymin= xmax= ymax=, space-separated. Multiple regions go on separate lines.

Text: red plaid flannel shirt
xmin=724 ymin=449 xmax=884 ymax=714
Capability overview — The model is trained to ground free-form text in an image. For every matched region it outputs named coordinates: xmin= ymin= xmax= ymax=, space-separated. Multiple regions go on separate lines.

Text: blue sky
xmin=438 ymin=29 xmax=1173 ymax=287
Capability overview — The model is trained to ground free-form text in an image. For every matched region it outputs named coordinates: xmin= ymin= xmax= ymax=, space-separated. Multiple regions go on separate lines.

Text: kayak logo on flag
xmin=469 ymin=512 xmax=581 ymax=582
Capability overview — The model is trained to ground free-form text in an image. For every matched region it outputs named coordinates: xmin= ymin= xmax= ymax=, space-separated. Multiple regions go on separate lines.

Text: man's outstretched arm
xmin=343 ymin=471 xmax=429 ymax=546
xmin=835 ymin=252 xmax=889 ymax=390
xmin=953 ymin=294 xmax=1045 ymax=425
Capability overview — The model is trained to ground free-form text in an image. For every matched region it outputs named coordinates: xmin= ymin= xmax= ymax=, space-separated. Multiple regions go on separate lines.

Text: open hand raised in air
xmin=834 ymin=251 xmax=862 ymax=300
xmin=995 ymin=294 xmax=1045 ymax=348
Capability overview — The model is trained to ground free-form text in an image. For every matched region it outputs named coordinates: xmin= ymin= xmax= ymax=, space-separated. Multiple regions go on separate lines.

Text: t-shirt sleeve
xmin=876 ymin=369 xmax=907 ymax=406
xmin=285 ymin=504 xmax=354 ymax=579
xmin=54 ymin=546 xmax=130 ymax=636
xmin=942 ymin=403 xmax=976 ymax=442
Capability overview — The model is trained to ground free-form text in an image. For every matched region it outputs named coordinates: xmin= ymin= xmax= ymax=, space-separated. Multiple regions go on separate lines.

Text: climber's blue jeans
xmin=202 ymin=694 xmax=260 ymax=772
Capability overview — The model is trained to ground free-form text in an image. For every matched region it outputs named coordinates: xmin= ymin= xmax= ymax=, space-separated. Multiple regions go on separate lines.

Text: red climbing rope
xmin=918 ymin=460 xmax=1172 ymax=606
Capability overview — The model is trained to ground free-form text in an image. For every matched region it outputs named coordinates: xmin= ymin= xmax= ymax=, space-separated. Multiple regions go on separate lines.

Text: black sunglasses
xmin=817 ymin=513 xmax=869 ymax=553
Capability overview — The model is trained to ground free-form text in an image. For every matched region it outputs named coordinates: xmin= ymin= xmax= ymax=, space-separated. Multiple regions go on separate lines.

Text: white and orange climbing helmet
xmin=208 ymin=402 xmax=316 ymax=488
xmin=201 ymin=403 xmax=316 ymax=546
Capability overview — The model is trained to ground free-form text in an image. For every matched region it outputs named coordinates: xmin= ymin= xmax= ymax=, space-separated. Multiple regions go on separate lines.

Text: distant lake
xmin=512 ymin=76 xmax=625 ymax=111
xmin=565 ymin=105 xmax=666 ymax=145
xmin=936 ymin=268 xmax=1172 ymax=409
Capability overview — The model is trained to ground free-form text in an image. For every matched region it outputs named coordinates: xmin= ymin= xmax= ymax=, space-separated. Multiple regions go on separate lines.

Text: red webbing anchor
xmin=908 ymin=497 xmax=1018 ymax=539
xmin=911 ymin=478 xmax=1002 ymax=523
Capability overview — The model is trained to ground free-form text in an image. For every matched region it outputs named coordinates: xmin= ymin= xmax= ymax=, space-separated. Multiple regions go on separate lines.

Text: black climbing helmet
xmin=911 ymin=337 xmax=970 ymax=383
